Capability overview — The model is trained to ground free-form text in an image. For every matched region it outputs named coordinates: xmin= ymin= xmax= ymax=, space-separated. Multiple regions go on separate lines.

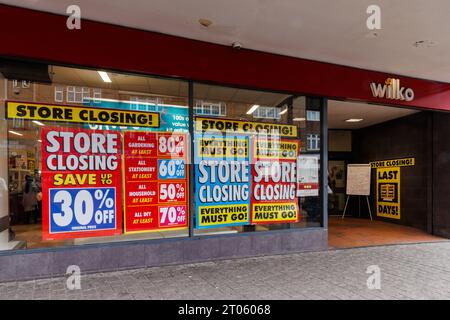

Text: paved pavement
xmin=1 ymin=242 xmax=450 ymax=300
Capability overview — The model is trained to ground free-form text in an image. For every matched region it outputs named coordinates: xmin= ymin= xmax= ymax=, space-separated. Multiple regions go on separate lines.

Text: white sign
xmin=370 ymin=78 xmax=414 ymax=102
xmin=346 ymin=164 xmax=371 ymax=196
xmin=297 ymin=154 xmax=320 ymax=197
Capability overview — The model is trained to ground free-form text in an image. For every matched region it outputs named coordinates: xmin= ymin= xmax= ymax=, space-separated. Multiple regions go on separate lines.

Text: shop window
xmin=2 ymin=66 xmax=189 ymax=250
xmin=0 ymin=64 xmax=323 ymax=252
xmin=193 ymin=84 xmax=323 ymax=235
xmin=54 ymin=86 xmax=64 ymax=102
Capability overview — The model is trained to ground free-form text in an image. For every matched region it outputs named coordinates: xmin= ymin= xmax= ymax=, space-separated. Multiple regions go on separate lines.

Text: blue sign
xmin=49 ymin=187 xmax=117 ymax=234
xmin=194 ymin=133 xmax=251 ymax=229
xmin=158 ymin=159 xmax=186 ymax=180
xmin=83 ymin=100 xmax=189 ymax=132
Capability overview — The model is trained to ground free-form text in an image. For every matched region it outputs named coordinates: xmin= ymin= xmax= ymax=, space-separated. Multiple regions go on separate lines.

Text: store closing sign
xmin=376 ymin=167 xmax=401 ymax=220
xmin=251 ymin=138 xmax=300 ymax=224
xmin=41 ymin=128 xmax=122 ymax=240
xmin=6 ymin=101 xmax=160 ymax=127
xmin=123 ymin=131 xmax=189 ymax=233
xmin=195 ymin=134 xmax=251 ymax=228
xmin=195 ymin=117 xmax=297 ymax=138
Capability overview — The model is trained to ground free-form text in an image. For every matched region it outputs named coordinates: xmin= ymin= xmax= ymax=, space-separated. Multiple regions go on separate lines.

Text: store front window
xmin=193 ymin=84 xmax=322 ymax=236
xmin=4 ymin=65 xmax=189 ymax=249
xmin=0 ymin=63 xmax=323 ymax=252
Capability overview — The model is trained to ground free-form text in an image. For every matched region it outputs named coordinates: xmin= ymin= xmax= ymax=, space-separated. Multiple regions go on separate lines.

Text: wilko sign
xmin=370 ymin=78 xmax=414 ymax=102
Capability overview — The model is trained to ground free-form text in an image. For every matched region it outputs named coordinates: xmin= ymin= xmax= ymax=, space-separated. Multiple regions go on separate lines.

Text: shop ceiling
xmin=328 ymin=100 xmax=417 ymax=130
xmin=3 ymin=0 xmax=450 ymax=83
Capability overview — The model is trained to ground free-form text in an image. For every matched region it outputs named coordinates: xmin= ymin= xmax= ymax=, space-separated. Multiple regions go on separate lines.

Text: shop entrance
xmin=327 ymin=100 xmax=446 ymax=248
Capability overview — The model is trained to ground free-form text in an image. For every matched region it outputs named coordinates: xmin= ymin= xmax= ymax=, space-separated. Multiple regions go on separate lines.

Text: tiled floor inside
xmin=328 ymin=216 xmax=446 ymax=249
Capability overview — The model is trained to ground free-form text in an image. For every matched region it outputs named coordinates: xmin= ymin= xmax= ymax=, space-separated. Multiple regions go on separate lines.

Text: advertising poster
xmin=251 ymin=137 xmax=300 ymax=225
xmin=194 ymin=133 xmax=251 ymax=229
xmin=376 ymin=167 xmax=401 ymax=219
xmin=41 ymin=127 xmax=122 ymax=240
xmin=6 ymin=101 xmax=160 ymax=128
xmin=297 ymin=155 xmax=320 ymax=197
xmin=123 ymin=131 xmax=188 ymax=233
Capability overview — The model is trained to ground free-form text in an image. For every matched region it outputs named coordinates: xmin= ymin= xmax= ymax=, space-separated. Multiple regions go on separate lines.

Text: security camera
xmin=13 ymin=87 xmax=20 ymax=95
xmin=232 ymin=42 xmax=243 ymax=50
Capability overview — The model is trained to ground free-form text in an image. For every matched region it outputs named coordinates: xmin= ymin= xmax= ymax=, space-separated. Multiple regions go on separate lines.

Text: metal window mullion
xmin=188 ymin=81 xmax=195 ymax=237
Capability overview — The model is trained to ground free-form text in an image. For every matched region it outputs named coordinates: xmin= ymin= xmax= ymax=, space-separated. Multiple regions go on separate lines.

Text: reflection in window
xmin=307 ymin=134 xmax=321 ymax=151
xmin=54 ymin=86 xmax=64 ymax=102
xmin=67 ymin=86 xmax=90 ymax=103
xmin=195 ymin=100 xmax=226 ymax=116
xmin=253 ymin=106 xmax=281 ymax=120
xmin=307 ymin=110 xmax=320 ymax=122
xmin=130 ymin=96 xmax=163 ymax=112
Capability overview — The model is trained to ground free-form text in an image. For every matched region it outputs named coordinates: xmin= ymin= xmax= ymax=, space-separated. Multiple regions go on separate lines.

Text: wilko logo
xmin=370 ymin=78 xmax=414 ymax=102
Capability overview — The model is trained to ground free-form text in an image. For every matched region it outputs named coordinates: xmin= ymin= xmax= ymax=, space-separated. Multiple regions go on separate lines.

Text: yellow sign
xmin=197 ymin=137 xmax=248 ymax=158
xmin=195 ymin=117 xmax=297 ymax=138
xmin=253 ymin=139 xmax=299 ymax=160
xmin=376 ymin=167 xmax=400 ymax=219
xmin=6 ymin=101 xmax=160 ymax=127
xmin=370 ymin=157 xmax=415 ymax=169
xmin=197 ymin=204 xmax=249 ymax=227
xmin=251 ymin=203 xmax=299 ymax=223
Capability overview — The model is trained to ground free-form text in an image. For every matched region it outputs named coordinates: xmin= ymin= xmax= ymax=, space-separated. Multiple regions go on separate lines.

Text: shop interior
xmin=327 ymin=99 xmax=445 ymax=248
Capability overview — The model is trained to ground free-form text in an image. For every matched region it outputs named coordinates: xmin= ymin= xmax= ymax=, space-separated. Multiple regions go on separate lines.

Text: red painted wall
xmin=1 ymin=4 xmax=450 ymax=111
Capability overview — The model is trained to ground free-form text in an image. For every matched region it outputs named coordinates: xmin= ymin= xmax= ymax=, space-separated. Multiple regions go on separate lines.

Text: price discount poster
xmin=41 ymin=127 xmax=123 ymax=240
xmin=123 ymin=131 xmax=188 ymax=233
xmin=251 ymin=137 xmax=300 ymax=225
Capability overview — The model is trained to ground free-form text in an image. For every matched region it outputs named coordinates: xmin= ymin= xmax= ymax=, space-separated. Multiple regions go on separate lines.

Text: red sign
xmin=250 ymin=138 xmax=300 ymax=225
xmin=123 ymin=131 xmax=189 ymax=233
xmin=41 ymin=127 xmax=123 ymax=240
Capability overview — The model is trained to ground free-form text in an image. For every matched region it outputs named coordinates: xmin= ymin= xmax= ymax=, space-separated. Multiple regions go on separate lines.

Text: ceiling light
xmin=98 ymin=71 xmax=112 ymax=83
xmin=293 ymin=117 xmax=306 ymax=121
xmin=37 ymin=139 xmax=42 ymax=143
xmin=9 ymin=130 xmax=23 ymax=136
xmin=32 ymin=120 xmax=45 ymax=126
xmin=279 ymin=108 xmax=288 ymax=115
xmin=246 ymin=104 xmax=260 ymax=115
xmin=345 ymin=119 xmax=364 ymax=123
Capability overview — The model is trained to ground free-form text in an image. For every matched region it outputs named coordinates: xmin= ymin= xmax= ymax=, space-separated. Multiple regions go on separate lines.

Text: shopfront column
xmin=0 ymin=76 xmax=11 ymax=249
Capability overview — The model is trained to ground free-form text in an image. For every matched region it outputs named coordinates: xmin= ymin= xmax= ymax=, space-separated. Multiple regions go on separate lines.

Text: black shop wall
xmin=351 ymin=112 xmax=431 ymax=231
xmin=432 ymin=112 xmax=450 ymax=238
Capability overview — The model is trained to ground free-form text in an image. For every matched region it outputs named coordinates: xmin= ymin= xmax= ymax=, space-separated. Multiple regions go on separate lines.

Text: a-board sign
xmin=346 ymin=164 xmax=371 ymax=196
